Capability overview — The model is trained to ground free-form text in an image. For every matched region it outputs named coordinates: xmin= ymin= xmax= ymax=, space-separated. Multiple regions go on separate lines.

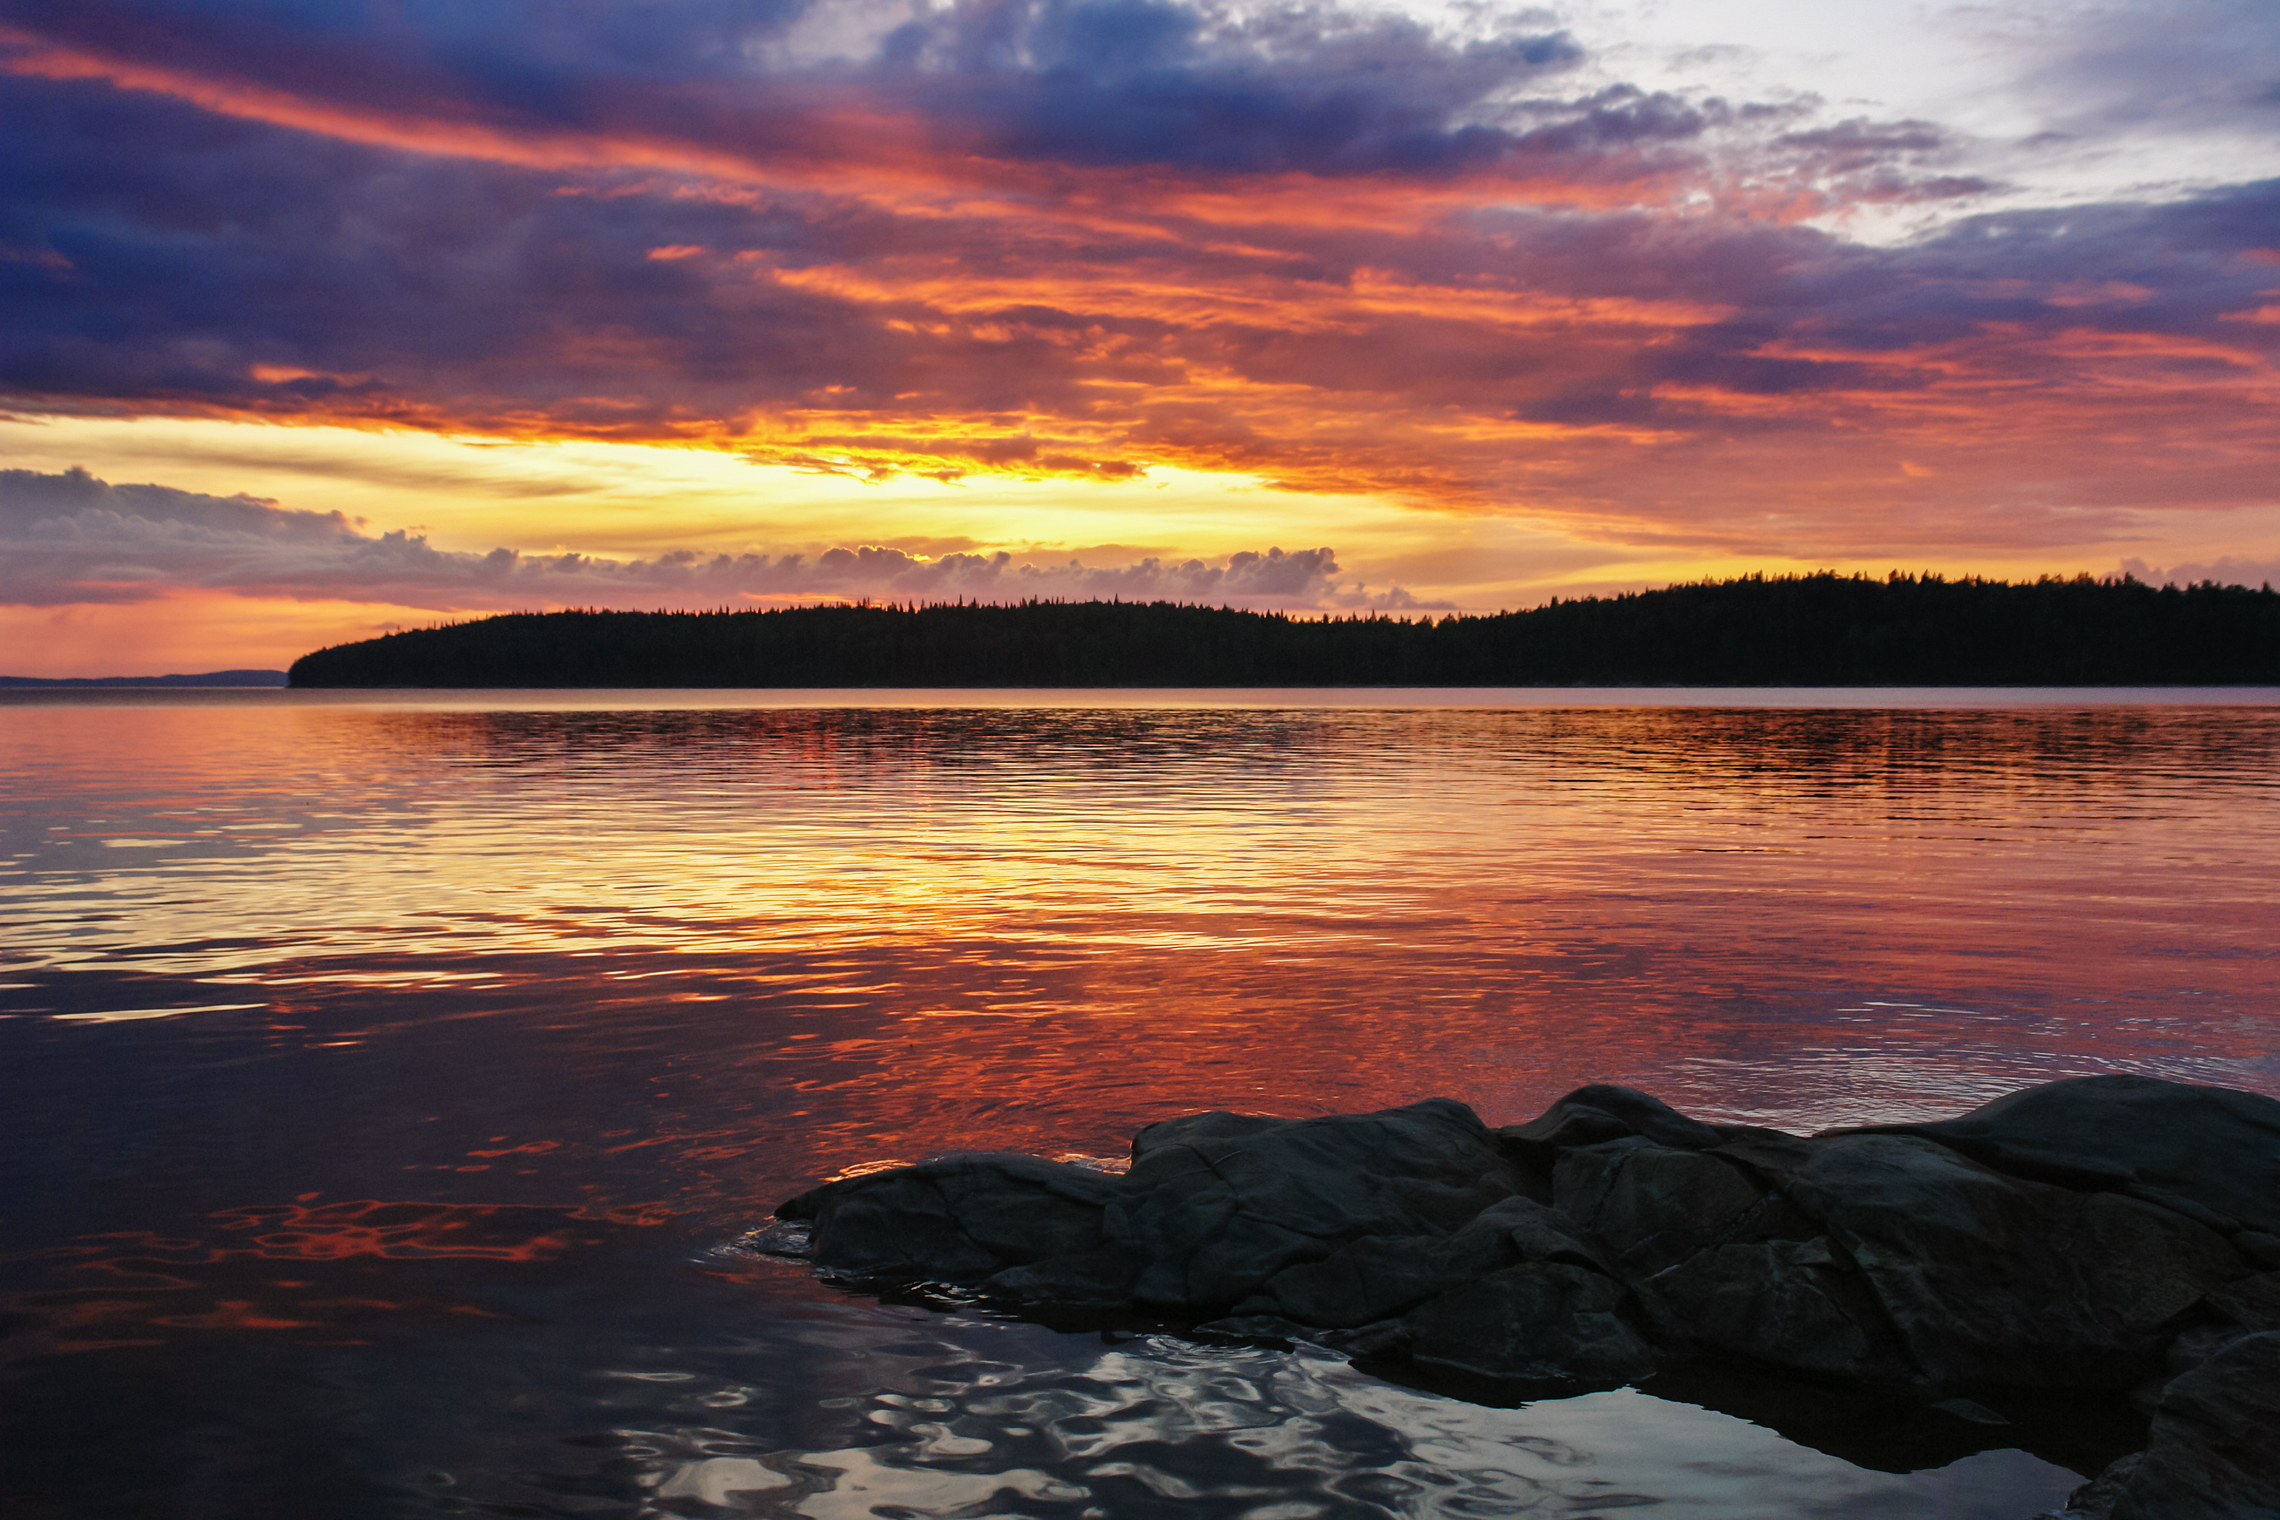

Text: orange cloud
xmin=2 ymin=1 xmax=2276 ymax=566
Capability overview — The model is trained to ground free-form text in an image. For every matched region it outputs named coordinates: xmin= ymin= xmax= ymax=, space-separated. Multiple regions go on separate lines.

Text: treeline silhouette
xmin=288 ymin=573 xmax=2280 ymax=687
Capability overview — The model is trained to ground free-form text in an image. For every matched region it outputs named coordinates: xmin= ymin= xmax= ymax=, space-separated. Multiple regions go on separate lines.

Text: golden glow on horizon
xmin=0 ymin=413 xmax=1414 ymax=557
xmin=6 ymin=11 xmax=2279 ymax=677
xmin=10 ymin=412 xmax=2270 ymax=678
xmin=0 ymin=591 xmax=466 ymax=677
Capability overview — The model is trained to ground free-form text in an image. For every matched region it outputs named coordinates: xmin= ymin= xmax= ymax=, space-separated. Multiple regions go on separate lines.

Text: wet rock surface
xmin=775 ymin=1076 xmax=2280 ymax=1512
xmin=1837 ymin=1075 xmax=2280 ymax=1239
xmin=2110 ymin=1331 xmax=2280 ymax=1520
xmin=1111 ymin=1096 xmax=1526 ymax=1309
xmin=782 ymin=1151 xmax=1129 ymax=1294
xmin=1781 ymin=1132 xmax=2244 ymax=1390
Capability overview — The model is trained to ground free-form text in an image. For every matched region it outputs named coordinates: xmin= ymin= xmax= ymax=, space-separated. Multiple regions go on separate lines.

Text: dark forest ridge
xmin=287 ymin=572 xmax=2280 ymax=688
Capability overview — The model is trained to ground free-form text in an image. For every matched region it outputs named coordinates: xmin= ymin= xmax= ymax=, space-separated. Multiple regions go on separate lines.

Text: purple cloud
xmin=0 ymin=466 xmax=1438 ymax=610
xmin=0 ymin=0 xmax=2274 ymax=553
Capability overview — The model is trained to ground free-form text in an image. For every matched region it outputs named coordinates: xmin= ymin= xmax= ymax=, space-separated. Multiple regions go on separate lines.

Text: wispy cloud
xmin=0 ymin=466 xmax=1435 ymax=610
xmin=2119 ymin=553 xmax=2280 ymax=590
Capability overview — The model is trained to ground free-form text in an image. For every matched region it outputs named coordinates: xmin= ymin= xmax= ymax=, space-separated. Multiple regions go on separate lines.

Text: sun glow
xmin=5 ymin=0 xmax=2280 ymax=675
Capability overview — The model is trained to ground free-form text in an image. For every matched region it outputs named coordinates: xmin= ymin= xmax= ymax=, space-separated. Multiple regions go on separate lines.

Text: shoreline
xmin=12 ymin=682 xmax=2280 ymax=710
xmin=771 ymin=1077 xmax=2280 ymax=1520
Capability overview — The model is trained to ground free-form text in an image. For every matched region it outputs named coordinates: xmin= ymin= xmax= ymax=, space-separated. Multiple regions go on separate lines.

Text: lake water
xmin=4 ymin=688 xmax=2277 ymax=1519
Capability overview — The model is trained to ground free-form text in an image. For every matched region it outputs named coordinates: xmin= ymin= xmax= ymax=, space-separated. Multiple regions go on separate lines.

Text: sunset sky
xmin=3 ymin=0 xmax=2277 ymax=675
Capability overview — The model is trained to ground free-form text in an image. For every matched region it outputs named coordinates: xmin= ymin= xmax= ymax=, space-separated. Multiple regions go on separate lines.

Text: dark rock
xmin=1500 ymin=1083 xmax=1725 ymax=1160
xmin=1929 ymin=1396 xmax=2007 ymax=1425
xmin=777 ymin=1152 xmax=1126 ymax=1284
xmin=1552 ymin=1138 xmax=1800 ymax=1280
xmin=982 ymin=1246 xmax=1140 ymax=1307
xmin=1707 ymin=1127 xmax=1821 ymax=1184
xmin=1543 ymin=1131 xmax=1893 ymax=1378
xmin=739 ymin=1219 xmax=813 ymax=1259
xmin=1405 ymin=1262 xmax=1656 ymax=1384
xmin=1833 ymin=1075 xmax=2280 ymax=1239
xmin=2111 ymin=1332 xmax=2280 ymax=1520
xmin=1130 ymin=1109 xmax=1289 ymax=1162
xmin=1312 ymin=1317 xmax=1413 ymax=1360
xmin=1784 ymin=1134 xmax=2245 ymax=1388
xmin=1248 ymin=1195 xmax=1602 ymax=1328
xmin=1240 ymin=1232 xmax=1465 ymax=1329
xmin=1189 ymin=1313 xmax=1305 ymax=1346
xmin=2203 ymin=1271 xmax=2280 ymax=1334
xmin=1108 ymin=1097 xmax=1525 ymax=1309
xmin=1633 ymin=1236 xmax=1904 ymax=1381
xmin=2038 ymin=1452 xmax=2144 ymax=1520
xmin=766 ymin=1075 xmax=2280 ymax=1437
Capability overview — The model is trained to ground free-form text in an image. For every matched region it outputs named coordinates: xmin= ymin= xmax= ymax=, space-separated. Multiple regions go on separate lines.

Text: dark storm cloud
xmin=3 ymin=45 xmax=2274 ymax=442
xmin=2 ymin=0 xmax=1597 ymax=176
xmin=1 ymin=0 xmax=812 ymax=102
xmin=0 ymin=0 xmax=1981 ymax=194
xmin=0 ymin=74 xmax=897 ymax=422
xmin=831 ymin=0 xmax=1573 ymax=174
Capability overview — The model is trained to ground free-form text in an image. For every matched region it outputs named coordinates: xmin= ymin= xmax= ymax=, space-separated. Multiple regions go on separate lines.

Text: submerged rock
xmin=777 ymin=1152 xmax=1130 ymax=1299
xmin=773 ymin=1076 xmax=2280 ymax=1499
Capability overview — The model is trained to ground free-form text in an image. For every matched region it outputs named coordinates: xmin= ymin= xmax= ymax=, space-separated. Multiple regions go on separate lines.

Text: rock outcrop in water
xmin=773 ymin=1076 xmax=2280 ymax=1516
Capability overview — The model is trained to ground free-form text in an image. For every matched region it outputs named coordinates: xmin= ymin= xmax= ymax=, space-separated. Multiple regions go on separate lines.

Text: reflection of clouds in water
xmin=1324 ymin=1375 xmax=2064 ymax=1519
xmin=16 ymin=703 xmax=2276 ymax=1150
xmin=795 ymin=1449 xmax=1085 ymax=1518
xmin=654 ymin=1457 xmax=790 ymax=1506
xmin=1677 ymin=1033 xmax=2279 ymax=1134
xmin=615 ymin=1333 xmax=2075 ymax=1518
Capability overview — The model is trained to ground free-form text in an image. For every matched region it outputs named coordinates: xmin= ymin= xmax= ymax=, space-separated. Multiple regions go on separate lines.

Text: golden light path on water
xmin=7 ymin=690 xmax=2274 ymax=1131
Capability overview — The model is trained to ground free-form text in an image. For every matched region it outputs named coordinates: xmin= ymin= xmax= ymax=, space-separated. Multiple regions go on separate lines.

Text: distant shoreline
xmin=10 ymin=685 xmax=2277 ymax=715
xmin=289 ymin=574 xmax=2280 ymax=689
xmin=0 ymin=670 xmax=288 ymax=688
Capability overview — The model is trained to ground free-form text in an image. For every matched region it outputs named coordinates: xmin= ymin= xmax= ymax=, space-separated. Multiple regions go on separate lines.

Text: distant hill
xmin=287 ymin=574 xmax=2280 ymax=688
xmin=0 ymin=669 xmax=289 ymax=688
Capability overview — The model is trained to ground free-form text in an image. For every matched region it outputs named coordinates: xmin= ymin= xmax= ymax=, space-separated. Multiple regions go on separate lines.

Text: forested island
xmin=288 ymin=572 xmax=2280 ymax=687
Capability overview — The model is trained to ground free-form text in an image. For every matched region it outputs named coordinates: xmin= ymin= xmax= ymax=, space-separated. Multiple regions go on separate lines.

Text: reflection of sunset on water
xmin=7 ymin=698 xmax=2275 ymax=1168
xmin=7 ymin=0 xmax=2277 ymax=1501
xmin=2 ymin=1203 xmax=629 ymax=1359
xmin=4 ymin=691 xmax=2275 ymax=1514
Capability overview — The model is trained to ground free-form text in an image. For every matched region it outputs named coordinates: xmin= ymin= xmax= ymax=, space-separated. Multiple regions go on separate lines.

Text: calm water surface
xmin=3 ymin=689 xmax=2276 ymax=1518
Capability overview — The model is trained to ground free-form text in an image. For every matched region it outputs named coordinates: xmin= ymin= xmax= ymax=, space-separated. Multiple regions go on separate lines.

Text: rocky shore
xmin=770 ymin=1076 xmax=2279 ymax=1519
